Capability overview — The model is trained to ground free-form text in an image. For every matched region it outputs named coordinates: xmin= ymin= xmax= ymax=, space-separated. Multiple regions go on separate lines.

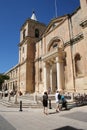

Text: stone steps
xmin=0 ymin=99 xmax=43 ymax=108
xmin=18 ymin=94 xmax=34 ymax=101
xmin=0 ymin=93 xmax=43 ymax=108
xmin=0 ymin=94 xmax=77 ymax=109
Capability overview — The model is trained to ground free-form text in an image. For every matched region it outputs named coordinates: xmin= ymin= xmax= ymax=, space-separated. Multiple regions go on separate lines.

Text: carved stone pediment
xmin=44 ymin=15 xmax=68 ymax=35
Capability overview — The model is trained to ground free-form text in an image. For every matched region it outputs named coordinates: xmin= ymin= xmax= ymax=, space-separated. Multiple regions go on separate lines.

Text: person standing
xmin=55 ymin=90 xmax=61 ymax=112
xmin=42 ymin=91 xmax=48 ymax=115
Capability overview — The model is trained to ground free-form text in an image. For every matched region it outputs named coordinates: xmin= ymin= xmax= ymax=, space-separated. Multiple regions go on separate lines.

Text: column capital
xmin=56 ymin=57 xmax=63 ymax=63
xmin=43 ymin=62 xmax=50 ymax=68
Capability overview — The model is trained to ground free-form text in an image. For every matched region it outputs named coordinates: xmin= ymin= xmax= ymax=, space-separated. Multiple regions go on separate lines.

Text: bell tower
xmin=19 ymin=11 xmax=46 ymax=93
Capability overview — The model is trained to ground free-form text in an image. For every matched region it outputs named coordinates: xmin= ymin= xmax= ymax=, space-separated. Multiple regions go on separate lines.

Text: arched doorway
xmin=42 ymin=37 xmax=65 ymax=93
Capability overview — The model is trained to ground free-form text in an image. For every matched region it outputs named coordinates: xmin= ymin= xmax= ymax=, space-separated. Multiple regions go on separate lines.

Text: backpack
xmin=58 ymin=93 xmax=61 ymax=100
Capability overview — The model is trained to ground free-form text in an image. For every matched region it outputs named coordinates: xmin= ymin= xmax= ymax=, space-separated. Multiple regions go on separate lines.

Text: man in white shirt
xmin=55 ymin=90 xmax=60 ymax=112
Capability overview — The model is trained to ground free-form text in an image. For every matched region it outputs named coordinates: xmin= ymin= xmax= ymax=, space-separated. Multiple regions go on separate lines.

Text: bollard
xmin=19 ymin=100 xmax=23 ymax=111
xmin=49 ymin=99 xmax=52 ymax=109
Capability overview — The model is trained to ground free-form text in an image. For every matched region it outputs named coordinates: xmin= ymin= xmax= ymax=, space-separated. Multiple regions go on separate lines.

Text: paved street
xmin=0 ymin=103 xmax=87 ymax=130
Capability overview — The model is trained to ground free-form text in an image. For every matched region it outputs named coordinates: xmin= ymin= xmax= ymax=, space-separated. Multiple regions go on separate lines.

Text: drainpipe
xmin=68 ymin=14 xmax=75 ymax=92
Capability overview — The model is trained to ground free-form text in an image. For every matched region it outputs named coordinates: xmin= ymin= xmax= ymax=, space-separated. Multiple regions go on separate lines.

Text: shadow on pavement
xmin=49 ymin=108 xmax=70 ymax=115
xmin=53 ymin=126 xmax=84 ymax=130
xmin=61 ymin=111 xmax=87 ymax=122
xmin=0 ymin=115 xmax=16 ymax=130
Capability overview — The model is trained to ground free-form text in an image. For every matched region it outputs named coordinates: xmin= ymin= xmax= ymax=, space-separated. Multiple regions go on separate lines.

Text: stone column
xmin=56 ymin=57 xmax=62 ymax=91
xmin=50 ymin=67 xmax=52 ymax=92
xmin=43 ymin=62 xmax=47 ymax=91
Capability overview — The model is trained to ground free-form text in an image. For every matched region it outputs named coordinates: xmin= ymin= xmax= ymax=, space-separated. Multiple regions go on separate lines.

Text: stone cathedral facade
xmin=4 ymin=0 xmax=87 ymax=94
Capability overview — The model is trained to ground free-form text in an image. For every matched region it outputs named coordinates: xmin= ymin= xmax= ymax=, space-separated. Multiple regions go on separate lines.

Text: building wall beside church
xmin=4 ymin=64 xmax=19 ymax=93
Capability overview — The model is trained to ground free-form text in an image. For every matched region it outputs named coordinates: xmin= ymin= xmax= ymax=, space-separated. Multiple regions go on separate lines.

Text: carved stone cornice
xmin=18 ymin=36 xmax=38 ymax=46
xmin=80 ymin=18 xmax=87 ymax=28
xmin=42 ymin=48 xmax=65 ymax=65
xmin=19 ymin=59 xmax=27 ymax=66
xmin=34 ymin=57 xmax=41 ymax=62
xmin=64 ymin=33 xmax=84 ymax=47
xmin=18 ymin=36 xmax=29 ymax=46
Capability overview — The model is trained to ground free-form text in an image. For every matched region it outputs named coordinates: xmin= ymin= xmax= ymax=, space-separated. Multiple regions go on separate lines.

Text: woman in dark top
xmin=43 ymin=91 xmax=48 ymax=114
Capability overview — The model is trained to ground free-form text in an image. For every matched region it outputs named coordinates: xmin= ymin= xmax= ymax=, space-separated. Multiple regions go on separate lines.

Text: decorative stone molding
xmin=80 ymin=18 xmax=87 ymax=28
xmin=64 ymin=33 xmax=84 ymax=47
xmin=72 ymin=33 xmax=84 ymax=44
xmin=47 ymin=37 xmax=64 ymax=52
xmin=35 ymin=57 xmax=41 ymax=62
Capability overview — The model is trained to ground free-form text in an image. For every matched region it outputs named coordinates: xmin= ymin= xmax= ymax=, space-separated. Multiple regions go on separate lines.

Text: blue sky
xmin=0 ymin=0 xmax=80 ymax=73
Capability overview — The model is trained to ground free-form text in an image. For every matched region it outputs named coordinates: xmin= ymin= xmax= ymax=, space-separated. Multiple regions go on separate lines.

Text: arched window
xmin=49 ymin=41 xmax=58 ymax=51
xmin=48 ymin=38 xmax=63 ymax=52
xmin=75 ymin=53 xmax=82 ymax=76
xmin=35 ymin=29 xmax=39 ymax=38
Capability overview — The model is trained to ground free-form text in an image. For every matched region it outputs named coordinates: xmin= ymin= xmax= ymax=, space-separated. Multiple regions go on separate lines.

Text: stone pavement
xmin=0 ymin=103 xmax=87 ymax=130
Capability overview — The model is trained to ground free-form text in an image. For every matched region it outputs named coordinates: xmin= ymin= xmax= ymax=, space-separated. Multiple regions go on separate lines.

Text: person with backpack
xmin=42 ymin=91 xmax=48 ymax=115
xmin=61 ymin=94 xmax=67 ymax=110
xmin=55 ymin=90 xmax=61 ymax=112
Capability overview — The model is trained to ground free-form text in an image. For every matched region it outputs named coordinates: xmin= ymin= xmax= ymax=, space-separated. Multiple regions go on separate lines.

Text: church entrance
xmin=42 ymin=37 xmax=65 ymax=93
xmin=46 ymin=63 xmax=57 ymax=93
xmin=43 ymin=53 xmax=65 ymax=93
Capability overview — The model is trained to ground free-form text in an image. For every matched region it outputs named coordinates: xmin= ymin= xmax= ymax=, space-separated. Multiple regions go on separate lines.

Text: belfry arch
xmin=42 ymin=37 xmax=65 ymax=93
